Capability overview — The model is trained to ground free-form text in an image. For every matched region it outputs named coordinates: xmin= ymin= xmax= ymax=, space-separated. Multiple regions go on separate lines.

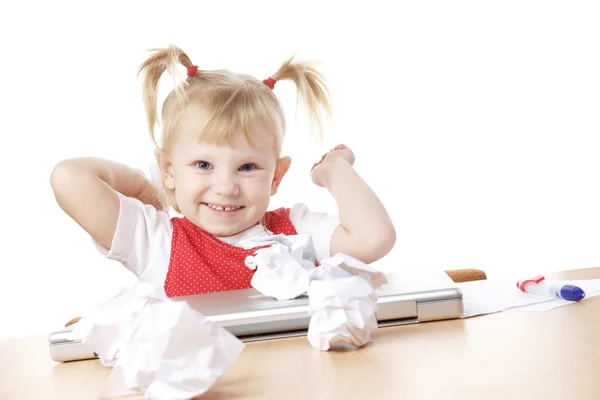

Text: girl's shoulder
xmin=92 ymin=193 xmax=173 ymax=286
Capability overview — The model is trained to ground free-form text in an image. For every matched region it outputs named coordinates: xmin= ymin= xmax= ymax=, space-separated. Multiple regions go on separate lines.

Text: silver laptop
xmin=48 ymin=272 xmax=463 ymax=362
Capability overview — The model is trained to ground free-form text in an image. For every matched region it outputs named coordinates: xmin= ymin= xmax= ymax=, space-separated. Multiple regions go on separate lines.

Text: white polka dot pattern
xmin=164 ymin=208 xmax=298 ymax=297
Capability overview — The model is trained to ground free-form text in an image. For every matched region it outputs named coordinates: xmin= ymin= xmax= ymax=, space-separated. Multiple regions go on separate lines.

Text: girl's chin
xmin=194 ymin=219 xmax=250 ymax=237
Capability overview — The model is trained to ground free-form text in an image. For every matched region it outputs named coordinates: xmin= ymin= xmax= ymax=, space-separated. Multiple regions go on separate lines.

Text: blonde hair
xmin=137 ymin=44 xmax=332 ymax=212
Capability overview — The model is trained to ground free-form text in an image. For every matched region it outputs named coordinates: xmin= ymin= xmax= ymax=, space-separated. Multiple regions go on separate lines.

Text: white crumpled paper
xmin=239 ymin=234 xmax=317 ymax=300
xmin=73 ymin=282 xmax=244 ymax=400
xmin=307 ymin=253 xmax=387 ymax=350
xmin=239 ymin=235 xmax=388 ymax=351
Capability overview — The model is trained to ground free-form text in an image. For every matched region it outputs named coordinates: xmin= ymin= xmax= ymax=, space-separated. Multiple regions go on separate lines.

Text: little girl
xmin=50 ymin=44 xmax=396 ymax=298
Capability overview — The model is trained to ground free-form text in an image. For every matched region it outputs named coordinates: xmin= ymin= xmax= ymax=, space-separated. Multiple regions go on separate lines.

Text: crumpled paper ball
xmin=73 ymin=282 xmax=244 ymax=400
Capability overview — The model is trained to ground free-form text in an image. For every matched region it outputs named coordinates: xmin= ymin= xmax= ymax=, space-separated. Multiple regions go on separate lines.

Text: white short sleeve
xmin=93 ymin=192 xmax=173 ymax=288
xmin=288 ymin=203 xmax=340 ymax=262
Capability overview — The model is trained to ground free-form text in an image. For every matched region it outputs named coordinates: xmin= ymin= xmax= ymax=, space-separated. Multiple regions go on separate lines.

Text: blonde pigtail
xmin=137 ymin=44 xmax=197 ymax=214
xmin=269 ymin=56 xmax=332 ymax=143
xmin=137 ymin=44 xmax=195 ymax=147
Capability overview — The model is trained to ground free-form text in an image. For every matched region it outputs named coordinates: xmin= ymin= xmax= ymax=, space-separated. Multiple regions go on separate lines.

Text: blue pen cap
xmin=560 ymin=285 xmax=586 ymax=301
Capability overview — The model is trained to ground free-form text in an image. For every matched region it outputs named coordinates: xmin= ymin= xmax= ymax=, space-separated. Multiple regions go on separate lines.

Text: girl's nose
xmin=213 ymin=173 xmax=240 ymax=197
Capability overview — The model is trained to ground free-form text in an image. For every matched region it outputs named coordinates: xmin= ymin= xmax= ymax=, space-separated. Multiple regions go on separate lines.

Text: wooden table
xmin=2 ymin=268 xmax=600 ymax=399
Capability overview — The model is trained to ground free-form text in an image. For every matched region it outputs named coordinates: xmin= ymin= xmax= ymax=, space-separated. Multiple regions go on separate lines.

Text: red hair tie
xmin=187 ymin=65 xmax=198 ymax=77
xmin=263 ymin=77 xmax=276 ymax=89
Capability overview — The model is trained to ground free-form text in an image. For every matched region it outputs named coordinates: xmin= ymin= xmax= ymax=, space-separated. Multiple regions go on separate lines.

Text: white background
xmin=1 ymin=0 xmax=599 ymax=339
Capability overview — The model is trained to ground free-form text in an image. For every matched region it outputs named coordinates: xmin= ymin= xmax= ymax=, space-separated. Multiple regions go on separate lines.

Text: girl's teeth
xmin=208 ymin=204 xmax=241 ymax=211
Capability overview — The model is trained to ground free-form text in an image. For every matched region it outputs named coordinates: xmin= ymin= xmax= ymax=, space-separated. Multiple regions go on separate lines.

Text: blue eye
xmin=239 ymin=163 xmax=256 ymax=172
xmin=195 ymin=161 xmax=212 ymax=170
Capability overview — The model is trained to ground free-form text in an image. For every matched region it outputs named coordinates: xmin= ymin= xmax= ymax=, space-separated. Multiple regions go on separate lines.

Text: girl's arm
xmin=50 ymin=157 xmax=162 ymax=250
xmin=311 ymin=145 xmax=396 ymax=264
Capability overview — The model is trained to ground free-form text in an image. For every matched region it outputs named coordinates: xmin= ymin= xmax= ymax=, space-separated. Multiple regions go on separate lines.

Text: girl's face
xmin=161 ymin=126 xmax=290 ymax=237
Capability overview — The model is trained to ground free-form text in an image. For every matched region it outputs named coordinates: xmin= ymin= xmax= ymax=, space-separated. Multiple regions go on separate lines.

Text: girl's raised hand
xmin=310 ymin=144 xmax=355 ymax=187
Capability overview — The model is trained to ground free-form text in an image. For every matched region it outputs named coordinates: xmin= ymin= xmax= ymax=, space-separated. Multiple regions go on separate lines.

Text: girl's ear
xmin=156 ymin=149 xmax=176 ymax=190
xmin=271 ymin=156 xmax=291 ymax=195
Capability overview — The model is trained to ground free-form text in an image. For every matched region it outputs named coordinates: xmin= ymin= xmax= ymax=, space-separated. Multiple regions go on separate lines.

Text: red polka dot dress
xmin=164 ymin=207 xmax=298 ymax=298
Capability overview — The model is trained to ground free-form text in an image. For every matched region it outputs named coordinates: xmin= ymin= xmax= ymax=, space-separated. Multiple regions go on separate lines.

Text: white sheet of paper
xmin=458 ymin=278 xmax=600 ymax=317
xmin=505 ymin=279 xmax=600 ymax=312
